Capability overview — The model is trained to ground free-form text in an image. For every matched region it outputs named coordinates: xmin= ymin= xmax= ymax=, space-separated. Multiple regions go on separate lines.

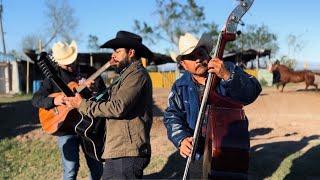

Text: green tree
xmin=235 ymin=24 xmax=278 ymax=68
xmin=238 ymin=24 xmax=278 ymax=53
xmin=133 ymin=0 xmax=219 ymax=52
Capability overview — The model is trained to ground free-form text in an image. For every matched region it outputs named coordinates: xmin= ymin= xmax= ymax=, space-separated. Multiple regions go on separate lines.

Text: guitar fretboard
xmin=76 ymin=62 xmax=111 ymax=93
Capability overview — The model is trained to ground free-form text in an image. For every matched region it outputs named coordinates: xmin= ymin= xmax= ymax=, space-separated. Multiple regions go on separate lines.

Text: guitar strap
xmin=93 ymin=76 xmax=122 ymax=101
xmin=83 ymin=76 xmax=122 ymax=120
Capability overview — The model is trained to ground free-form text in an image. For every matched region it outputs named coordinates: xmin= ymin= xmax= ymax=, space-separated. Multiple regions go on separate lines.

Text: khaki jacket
xmin=79 ymin=61 xmax=153 ymax=159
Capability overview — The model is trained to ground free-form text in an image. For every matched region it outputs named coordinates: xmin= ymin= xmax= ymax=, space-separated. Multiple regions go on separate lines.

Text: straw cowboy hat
xmin=52 ymin=40 xmax=78 ymax=65
xmin=100 ymin=31 xmax=153 ymax=58
xmin=170 ymin=33 xmax=214 ymax=62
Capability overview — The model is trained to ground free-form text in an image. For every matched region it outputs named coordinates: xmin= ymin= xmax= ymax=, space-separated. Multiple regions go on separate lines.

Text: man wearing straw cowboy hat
xmin=164 ymin=32 xmax=261 ymax=178
xmin=64 ymin=31 xmax=154 ymax=179
xmin=32 ymin=40 xmax=105 ymax=180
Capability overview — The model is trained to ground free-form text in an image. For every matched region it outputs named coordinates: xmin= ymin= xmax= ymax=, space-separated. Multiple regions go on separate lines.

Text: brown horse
xmin=270 ymin=63 xmax=320 ymax=92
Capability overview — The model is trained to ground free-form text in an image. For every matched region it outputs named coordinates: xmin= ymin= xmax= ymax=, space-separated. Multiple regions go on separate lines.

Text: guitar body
xmin=75 ymin=115 xmax=106 ymax=162
xmin=38 ymin=82 xmax=79 ymax=135
xmin=74 ymin=94 xmax=109 ymax=162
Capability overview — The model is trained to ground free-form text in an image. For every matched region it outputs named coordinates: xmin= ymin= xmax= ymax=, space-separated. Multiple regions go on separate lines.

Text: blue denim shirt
xmin=163 ymin=61 xmax=262 ymax=148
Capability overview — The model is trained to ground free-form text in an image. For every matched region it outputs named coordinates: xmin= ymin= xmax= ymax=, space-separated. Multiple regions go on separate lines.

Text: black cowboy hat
xmin=100 ymin=31 xmax=153 ymax=58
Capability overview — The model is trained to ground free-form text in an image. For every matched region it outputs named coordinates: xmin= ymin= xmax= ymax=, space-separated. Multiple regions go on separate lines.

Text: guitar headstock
xmin=47 ymin=54 xmax=60 ymax=71
xmin=36 ymin=52 xmax=76 ymax=97
xmin=36 ymin=52 xmax=58 ymax=79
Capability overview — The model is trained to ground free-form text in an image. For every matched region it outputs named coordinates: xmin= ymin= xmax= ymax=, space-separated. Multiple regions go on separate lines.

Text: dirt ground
xmin=246 ymin=84 xmax=320 ymax=147
xmin=151 ymin=83 xmax=320 ymax=146
xmin=2 ymin=82 xmax=320 ymax=179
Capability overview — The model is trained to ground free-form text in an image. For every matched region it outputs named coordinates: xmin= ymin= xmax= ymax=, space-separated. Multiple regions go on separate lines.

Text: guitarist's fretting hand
xmin=79 ymin=78 xmax=95 ymax=91
xmin=54 ymin=94 xmax=66 ymax=106
xmin=64 ymin=93 xmax=83 ymax=109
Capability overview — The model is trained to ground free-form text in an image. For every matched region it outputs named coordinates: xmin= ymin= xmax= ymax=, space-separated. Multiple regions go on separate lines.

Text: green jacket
xmin=78 ymin=61 xmax=153 ymax=159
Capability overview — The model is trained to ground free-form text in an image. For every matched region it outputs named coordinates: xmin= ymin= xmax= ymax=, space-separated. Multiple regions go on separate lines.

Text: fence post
xmin=141 ymin=57 xmax=147 ymax=68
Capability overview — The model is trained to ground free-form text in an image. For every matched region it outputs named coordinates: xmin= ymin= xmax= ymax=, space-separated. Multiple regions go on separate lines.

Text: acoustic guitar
xmin=36 ymin=52 xmax=111 ymax=134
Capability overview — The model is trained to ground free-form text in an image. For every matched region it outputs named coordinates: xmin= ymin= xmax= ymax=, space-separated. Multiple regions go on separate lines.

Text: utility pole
xmin=0 ymin=1 xmax=11 ymax=93
xmin=0 ymin=0 xmax=6 ymax=55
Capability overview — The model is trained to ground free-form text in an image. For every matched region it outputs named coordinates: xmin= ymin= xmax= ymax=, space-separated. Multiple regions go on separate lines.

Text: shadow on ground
xmin=0 ymin=100 xmax=40 ymax=139
xmin=249 ymin=135 xmax=320 ymax=179
xmin=250 ymin=127 xmax=273 ymax=138
xmin=284 ymin=144 xmax=320 ymax=179
xmin=144 ymin=151 xmax=185 ymax=179
xmin=0 ymin=98 xmax=164 ymax=139
xmin=144 ymin=130 xmax=320 ymax=179
xmin=296 ymin=88 xmax=319 ymax=92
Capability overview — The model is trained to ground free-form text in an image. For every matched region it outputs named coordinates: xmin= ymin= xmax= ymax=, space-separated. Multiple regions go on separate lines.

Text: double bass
xmin=182 ymin=0 xmax=254 ymax=179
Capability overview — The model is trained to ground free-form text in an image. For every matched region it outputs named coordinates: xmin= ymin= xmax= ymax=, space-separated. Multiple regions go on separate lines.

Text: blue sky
xmin=2 ymin=0 xmax=320 ymax=68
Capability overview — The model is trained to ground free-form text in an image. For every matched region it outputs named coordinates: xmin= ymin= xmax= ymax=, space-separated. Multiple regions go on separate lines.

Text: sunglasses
xmin=181 ymin=48 xmax=211 ymax=61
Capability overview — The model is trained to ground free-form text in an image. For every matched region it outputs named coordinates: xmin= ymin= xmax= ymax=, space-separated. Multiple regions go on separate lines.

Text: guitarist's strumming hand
xmin=54 ymin=94 xmax=66 ymax=106
xmin=64 ymin=93 xmax=83 ymax=109
xmin=180 ymin=137 xmax=193 ymax=158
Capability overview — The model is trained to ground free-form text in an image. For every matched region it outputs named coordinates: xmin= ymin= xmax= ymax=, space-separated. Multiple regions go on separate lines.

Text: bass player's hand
xmin=64 ymin=93 xmax=83 ymax=109
xmin=180 ymin=137 xmax=193 ymax=158
xmin=208 ymin=57 xmax=231 ymax=80
xmin=54 ymin=94 xmax=66 ymax=106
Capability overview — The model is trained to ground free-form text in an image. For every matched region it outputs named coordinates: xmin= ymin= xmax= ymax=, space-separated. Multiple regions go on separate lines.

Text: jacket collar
xmin=176 ymin=71 xmax=196 ymax=87
xmin=119 ymin=60 xmax=141 ymax=75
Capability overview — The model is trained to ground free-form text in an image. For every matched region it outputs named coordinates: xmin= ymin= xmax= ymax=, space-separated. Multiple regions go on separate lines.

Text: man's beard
xmin=115 ymin=59 xmax=130 ymax=74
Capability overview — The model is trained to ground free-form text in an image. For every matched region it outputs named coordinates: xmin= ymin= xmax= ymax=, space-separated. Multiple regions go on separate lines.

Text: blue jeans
xmin=32 ymin=80 xmax=42 ymax=94
xmin=57 ymin=135 xmax=103 ymax=180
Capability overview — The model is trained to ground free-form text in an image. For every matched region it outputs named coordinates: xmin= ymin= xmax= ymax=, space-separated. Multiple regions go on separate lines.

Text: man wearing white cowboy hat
xmin=64 ymin=31 xmax=154 ymax=179
xmin=32 ymin=40 xmax=106 ymax=180
xmin=163 ymin=33 xmax=261 ymax=179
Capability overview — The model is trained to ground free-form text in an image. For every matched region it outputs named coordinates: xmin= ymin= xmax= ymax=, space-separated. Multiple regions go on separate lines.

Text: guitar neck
xmin=76 ymin=62 xmax=111 ymax=93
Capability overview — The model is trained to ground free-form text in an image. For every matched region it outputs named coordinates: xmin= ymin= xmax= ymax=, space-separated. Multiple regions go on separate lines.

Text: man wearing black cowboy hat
xmin=65 ymin=31 xmax=153 ymax=179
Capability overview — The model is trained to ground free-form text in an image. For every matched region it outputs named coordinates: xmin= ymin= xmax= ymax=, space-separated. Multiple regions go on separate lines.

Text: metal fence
xmin=149 ymin=72 xmax=176 ymax=89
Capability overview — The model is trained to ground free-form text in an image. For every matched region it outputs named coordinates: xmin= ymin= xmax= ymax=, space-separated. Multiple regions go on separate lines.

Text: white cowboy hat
xmin=171 ymin=33 xmax=213 ymax=62
xmin=52 ymin=40 xmax=78 ymax=65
